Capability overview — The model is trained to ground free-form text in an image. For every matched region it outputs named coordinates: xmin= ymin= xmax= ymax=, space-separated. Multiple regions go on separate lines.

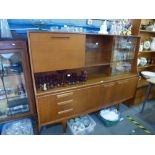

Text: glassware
xmin=0 ymin=19 xmax=12 ymax=38
xmin=111 ymin=36 xmax=137 ymax=75
xmin=50 ymin=26 xmax=59 ymax=32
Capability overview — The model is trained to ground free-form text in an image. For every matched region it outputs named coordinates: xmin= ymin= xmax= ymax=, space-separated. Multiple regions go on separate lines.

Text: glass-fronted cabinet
xmin=111 ymin=36 xmax=138 ymax=75
xmin=0 ymin=41 xmax=35 ymax=122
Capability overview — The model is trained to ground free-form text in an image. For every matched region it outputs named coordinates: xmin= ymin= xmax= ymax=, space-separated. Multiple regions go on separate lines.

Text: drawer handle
xmin=104 ymin=83 xmax=115 ymax=87
xmin=51 ymin=36 xmax=70 ymax=39
xmin=58 ymin=108 xmax=73 ymax=115
xmin=57 ymin=100 xmax=73 ymax=106
xmin=56 ymin=92 xmax=73 ymax=98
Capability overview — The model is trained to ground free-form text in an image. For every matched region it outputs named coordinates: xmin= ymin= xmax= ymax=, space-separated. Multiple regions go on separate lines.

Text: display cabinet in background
xmin=0 ymin=41 xmax=35 ymax=123
xmin=131 ymin=19 xmax=155 ymax=105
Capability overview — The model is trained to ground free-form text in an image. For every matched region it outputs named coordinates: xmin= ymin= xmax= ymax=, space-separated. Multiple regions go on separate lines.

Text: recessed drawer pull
xmin=56 ymin=92 xmax=73 ymax=98
xmin=118 ymin=80 xmax=129 ymax=84
xmin=58 ymin=108 xmax=73 ymax=115
xmin=104 ymin=83 xmax=115 ymax=87
xmin=51 ymin=36 xmax=70 ymax=39
xmin=57 ymin=100 xmax=73 ymax=106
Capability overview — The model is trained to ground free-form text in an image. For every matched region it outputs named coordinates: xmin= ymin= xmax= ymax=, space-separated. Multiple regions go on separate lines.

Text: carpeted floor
xmin=41 ymin=99 xmax=155 ymax=135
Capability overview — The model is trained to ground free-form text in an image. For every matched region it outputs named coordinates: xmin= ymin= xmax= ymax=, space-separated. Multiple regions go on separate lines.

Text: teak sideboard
xmin=27 ymin=32 xmax=140 ymax=132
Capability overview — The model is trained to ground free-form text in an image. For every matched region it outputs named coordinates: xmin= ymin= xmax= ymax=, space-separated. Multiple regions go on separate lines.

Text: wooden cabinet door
xmin=28 ymin=32 xmax=85 ymax=72
xmin=100 ymin=77 xmax=138 ymax=107
xmin=115 ymin=77 xmax=138 ymax=102
xmin=37 ymin=95 xmax=58 ymax=124
xmin=74 ymin=85 xmax=100 ymax=114
xmin=87 ymin=85 xmax=101 ymax=109
xmin=100 ymin=82 xmax=117 ymax=107
xmin=73 ymin=87 xmax=88 ymax=114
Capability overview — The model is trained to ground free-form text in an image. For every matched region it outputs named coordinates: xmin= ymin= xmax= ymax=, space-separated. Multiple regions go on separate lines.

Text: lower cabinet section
xmin=100 ymin=77 xmax=138 ymax=107
xmin=36 ymin=76 xmax=138 ymax=127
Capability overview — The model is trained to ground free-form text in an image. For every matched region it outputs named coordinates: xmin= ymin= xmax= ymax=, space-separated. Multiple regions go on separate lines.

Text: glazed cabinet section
xmin=28 ymin=32 xmax=86 ymax=73
xmin=100 ymin=77 xmax=138 ymax=106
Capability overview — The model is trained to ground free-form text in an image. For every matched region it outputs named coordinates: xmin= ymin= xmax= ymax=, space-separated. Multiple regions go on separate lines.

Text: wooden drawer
xmin=55 ymin=91 xmax=74 ymax=102
xmin=57 ymin=108 xmax=74 ymax=119
xmin=56 ymin=99 xmax=74 ymax=111
xmin=37 ymin=92 xmax=75 ymax=124
xmin=28 ymin=32 xmax=85 ymax=72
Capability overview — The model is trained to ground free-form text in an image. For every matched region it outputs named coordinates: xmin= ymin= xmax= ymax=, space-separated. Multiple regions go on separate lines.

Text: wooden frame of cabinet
xmin=28 ymin=32 xmax=140 ymax=132
xmin=0 ymin=40 xmax=36 ymax=124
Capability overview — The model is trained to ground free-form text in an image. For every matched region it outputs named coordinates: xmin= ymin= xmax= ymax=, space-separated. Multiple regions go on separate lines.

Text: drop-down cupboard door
xmin=28 ymin=32 xmax=86 ymax=73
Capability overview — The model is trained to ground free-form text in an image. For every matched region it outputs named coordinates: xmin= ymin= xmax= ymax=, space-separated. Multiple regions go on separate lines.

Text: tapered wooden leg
xmin=62 ymin=120 xmax=67 ymax=134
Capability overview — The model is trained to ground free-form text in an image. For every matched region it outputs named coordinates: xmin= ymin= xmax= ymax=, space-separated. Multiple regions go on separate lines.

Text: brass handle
xmin=56 ymin=92 xmax=73 ymax=98
xmin=58 ymin=108 xmax=73 ymax=115
xmin=51 ymin=36 xmax=70 ymax=39
xmin=57 ymin=100 xmax=73 ymax=106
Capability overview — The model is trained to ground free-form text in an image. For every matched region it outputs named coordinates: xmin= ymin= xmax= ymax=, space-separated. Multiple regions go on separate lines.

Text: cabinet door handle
xmin=51 ymin=36 xmax=70 ymax=39
xmin=57 ymin=100 xmax=73 ymax=106
xmin=118 ymin=80 xmax=129 ymax=84
xmin=104 ymin=83 xmax=115 ymax=87
xmin=56 ymin=92 xmax=73 ymax=98
xmin=58 ymin=108 xmax=73 ymax=115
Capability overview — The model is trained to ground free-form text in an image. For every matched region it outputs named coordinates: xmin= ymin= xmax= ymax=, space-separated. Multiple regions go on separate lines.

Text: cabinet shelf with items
xmin=0 ymin=41 xmax=35 ymax=124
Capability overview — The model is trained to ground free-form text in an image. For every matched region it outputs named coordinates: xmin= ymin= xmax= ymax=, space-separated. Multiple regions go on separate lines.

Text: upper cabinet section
xmin=28 ymin=32 xmax=86 ymax=73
